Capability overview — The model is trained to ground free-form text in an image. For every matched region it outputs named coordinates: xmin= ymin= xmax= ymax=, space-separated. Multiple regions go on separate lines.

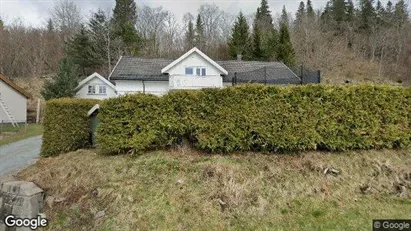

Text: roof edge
xmin=0 ymin=74 xmax=32 ymax=99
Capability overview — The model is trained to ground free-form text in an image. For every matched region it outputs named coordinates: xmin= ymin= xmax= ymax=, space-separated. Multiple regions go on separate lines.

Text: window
xmin=88 ymin=85 xmax=95 ymax=94
xmin=185 ymin=66 xmax=207 ymax=76
xmin=185 ymin=67 xmax=193 ymax=75
xmin=88 ymin=85 xmax=107 ymax=95
xmin=99 ymin=86 xmax=106 ymax=94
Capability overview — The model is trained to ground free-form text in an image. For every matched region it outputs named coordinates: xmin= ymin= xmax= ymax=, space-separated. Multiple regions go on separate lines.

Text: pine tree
xmin=306 ymin=0 xmax=315 ymax=19
xmin=359 ymin=0 xmax=376 ymax=32
xmin=112 ymin=0 xmax=140 ymax=55
xmin=252 ymin=22 xmax=264 ymax=60
xmin=46 ymin=19 xmax=54 ymax=32
xmin=41 ymin=58 xmax=79 ymax=100
xmin=195 ymin=14 xmax=205 ymax=50
xmin=281 ymin=6 xmax=290 ymax=27
xmin=65 ymin=25 xmax=99 ymax=76
xmin=277 ymin=22 xmax=295 ymax=66
xmin=394 ymin=0 xmax=408 ymax=28
xmin=295 ymin=1 xmax=306 ymax=25
xmin=252 ymin=0 xmax=279 ymax=61
xmin=185 ymin=20 xmax=195 ymax=50
xmin=346 ymin=0 xmax=355 ymax=22
xmin=228 ymin=12 xmax=251 ymax=59
xmin=89 ymin=9 xmax=114 ymax=73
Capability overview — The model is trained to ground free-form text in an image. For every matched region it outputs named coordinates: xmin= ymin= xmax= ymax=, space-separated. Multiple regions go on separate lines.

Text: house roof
xmin=161 ymin=47 xmax=228 ymax=75
xmin=109 ymin=50 xmax=300 ymax=84
xmin=76 ymin=72 xmax=116 ymax=91
xmin=0 ymin=74 xmax=31 ymax=98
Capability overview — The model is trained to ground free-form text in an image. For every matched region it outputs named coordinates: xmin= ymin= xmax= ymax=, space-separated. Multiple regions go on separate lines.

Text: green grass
xmin=17 ymin=148 xmax=411 ymax=231
xmin=0 ymin=124 xmax=43 ymax=146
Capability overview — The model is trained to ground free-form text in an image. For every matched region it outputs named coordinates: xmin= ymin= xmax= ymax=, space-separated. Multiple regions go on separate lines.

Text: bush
xmin=41 ymin=98 xmax=99 ymax=157
xmin=96 ymin=85 xmax=411 ymax=155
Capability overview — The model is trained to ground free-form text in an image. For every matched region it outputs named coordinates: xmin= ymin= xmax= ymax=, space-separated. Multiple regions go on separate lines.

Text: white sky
xmin=0 ymin=0 xmax=409 ymax=28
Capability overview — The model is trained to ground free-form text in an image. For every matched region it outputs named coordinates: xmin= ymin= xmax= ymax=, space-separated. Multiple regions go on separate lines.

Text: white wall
xmin=166 ymin=52 xmax=223 ymax=77
xmin=76 ymin=77 xmax=116 ymax=100
xmin=169 ymin=76 xmax=222 ymax=90
xmin=0 ymin=81 xmax=27 ymax=123
xmin=115 ymin=80 xmax=169 ymax=96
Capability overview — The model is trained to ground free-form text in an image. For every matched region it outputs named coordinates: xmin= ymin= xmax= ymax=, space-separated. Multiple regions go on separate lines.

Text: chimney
xmin=237 ymin=54 xmax=242 ymax=61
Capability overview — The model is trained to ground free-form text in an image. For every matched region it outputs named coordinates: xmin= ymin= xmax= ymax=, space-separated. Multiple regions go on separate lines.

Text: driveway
xmin=0 ymin=135 xmax=42 ymax=177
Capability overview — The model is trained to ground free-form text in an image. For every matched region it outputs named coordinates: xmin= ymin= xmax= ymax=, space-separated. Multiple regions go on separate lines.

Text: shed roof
xmin=0 ymin=74 xmax=31 ymax=98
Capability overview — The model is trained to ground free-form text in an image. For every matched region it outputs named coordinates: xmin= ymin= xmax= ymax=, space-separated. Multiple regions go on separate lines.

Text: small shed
xmin=88 ymin=104 xmax=100 ymax=146
xmin=0 ymin=74 xmax=31 ymax=126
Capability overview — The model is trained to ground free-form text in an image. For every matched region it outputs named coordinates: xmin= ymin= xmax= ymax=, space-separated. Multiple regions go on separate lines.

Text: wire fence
xmin=231 ymin=64 xmax=321 ymax=85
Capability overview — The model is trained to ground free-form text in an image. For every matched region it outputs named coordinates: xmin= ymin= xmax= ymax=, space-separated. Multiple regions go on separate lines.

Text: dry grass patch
xmin=17 ymin=148 xmax=411 ymax=231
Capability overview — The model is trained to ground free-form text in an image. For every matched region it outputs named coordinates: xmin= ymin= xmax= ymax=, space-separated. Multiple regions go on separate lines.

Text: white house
xmin=0 ymin=74 xmax=31 ymax=125
xmin=75 ymin=72 xmax=117 ymax=99
xmin=76 ymin=47 xmax=303 ymax=99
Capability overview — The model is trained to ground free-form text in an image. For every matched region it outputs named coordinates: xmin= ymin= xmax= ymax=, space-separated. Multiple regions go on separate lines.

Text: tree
xmin=228 ymin=12 xmax=251 ymax=59
xmin=51 ymin=0 xmax=82 ymax=40
xmin=281 ymin=6 xmax=290 ymax=27
xmin=252 ymin=22 xmax=264 ymax=60
xmin=306 ymin=0 xmax=315 ymax=19
xmin=65 ymin=25 xmax=99 ymax=76
xmin=41 ymin=58 xmax=78 ymax=100
xmin=46 ymin=18 xmax=54 ymax=32
xmin=195 ymin=14 xmax=205 ymax=50
xmin=295 ymin=1 xmax=306 ymax=25
xmin=89 ymin=9 xmax=116 ymax=74
xmin=277 ymin=22 xmax=295 ymax=66
xmin=112 ymin=0 xmax=140 ymax=55
xmin=185 ymin=20 xmax=195 ymax=50
xmin=359 ymin=0 xmax=376 ymax=32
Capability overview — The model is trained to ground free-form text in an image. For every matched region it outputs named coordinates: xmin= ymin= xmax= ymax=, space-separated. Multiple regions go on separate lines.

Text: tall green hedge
xmin=96 ymin=85 xmax=411 ymax=154
xmin=41 ymin=98 xmax=99 ymax=157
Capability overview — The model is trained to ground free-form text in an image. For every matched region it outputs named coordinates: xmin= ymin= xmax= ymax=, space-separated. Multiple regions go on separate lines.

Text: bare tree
xmin=51 ymin=0 xmax=82 ymax=40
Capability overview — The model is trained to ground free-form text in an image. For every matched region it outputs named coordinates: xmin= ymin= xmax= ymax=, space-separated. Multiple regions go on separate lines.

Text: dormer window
xmin=185 ymin=66 xmax=206 ymax=76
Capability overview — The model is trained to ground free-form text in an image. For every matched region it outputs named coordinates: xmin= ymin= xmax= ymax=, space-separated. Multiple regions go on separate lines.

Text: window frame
xmin=185 ymin=66 xmax=207 ymax=76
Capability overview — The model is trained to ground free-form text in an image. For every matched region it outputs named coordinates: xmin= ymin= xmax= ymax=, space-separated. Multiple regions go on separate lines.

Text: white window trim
xmin=185 ymin=66 xmax=207 ymax=76
xmin=88 ymin=85 xmax=107 ymax=95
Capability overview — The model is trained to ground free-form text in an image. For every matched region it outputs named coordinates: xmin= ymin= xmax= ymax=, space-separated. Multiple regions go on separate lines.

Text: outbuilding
xmin=0 ymin=74 xmax=31 ymax=126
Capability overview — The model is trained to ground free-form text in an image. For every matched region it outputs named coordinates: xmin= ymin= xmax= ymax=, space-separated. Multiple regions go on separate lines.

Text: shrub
xmin=41 ymin=98 xmax=99 ymax=157
xmin=96 ymin=85 xmax=411 ymax=155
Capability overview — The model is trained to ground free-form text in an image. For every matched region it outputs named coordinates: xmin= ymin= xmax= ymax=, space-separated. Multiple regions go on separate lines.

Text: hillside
xmin=17 ymin=148 xmax=411 ymax=230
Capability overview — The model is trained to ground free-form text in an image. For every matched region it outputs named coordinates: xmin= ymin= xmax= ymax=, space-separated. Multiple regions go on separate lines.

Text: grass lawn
xmin=17 ymin=148 xmax=411 ymax=231
xmin=0 ymin=124 xmax=43 ymax=146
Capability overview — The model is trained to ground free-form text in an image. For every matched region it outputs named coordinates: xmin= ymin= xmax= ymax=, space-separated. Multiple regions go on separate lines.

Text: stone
xmin=94 ymin=210 xmax=105 ymax=219
xmin=0 ymin=181 xmax=44 ymax=231
xmin=45 ymin=196 xmax=54 ymax=208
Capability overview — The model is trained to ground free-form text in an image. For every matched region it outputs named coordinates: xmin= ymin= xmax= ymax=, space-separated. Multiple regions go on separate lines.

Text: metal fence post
xmin=318 ymin=70 xmax=321 ymax=83
xmin=264 ymin=67 xmax=267 ymax=85
xmin=234 ymin=72 xmax=237 ymax=86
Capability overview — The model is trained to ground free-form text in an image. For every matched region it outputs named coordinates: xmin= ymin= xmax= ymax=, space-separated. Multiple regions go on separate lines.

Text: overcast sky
xmin=0 ymin=0 xmax=409 ymax=28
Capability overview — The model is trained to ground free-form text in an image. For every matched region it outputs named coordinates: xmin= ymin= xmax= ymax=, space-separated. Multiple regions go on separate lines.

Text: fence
xmin=231 ymin=64 xmax=321 ymax=85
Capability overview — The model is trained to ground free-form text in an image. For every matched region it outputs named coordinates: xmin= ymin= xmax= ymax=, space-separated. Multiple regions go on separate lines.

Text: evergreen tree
xmin=41 ymin=58 xmax=79 ymax=100
xmin=89 ymin=9 xmax=114 ymax=72
xmin=228 ymin=12 xmax=251 ymax=59
xmin=306 ymin=0 xmax=315 ymax=19
xmin=346 ymin=0 xmax=355 ymax=22
xmin=65 ymin=25 xmax=99 ymax=76
xmin=112 ymin=0 xmax=140 ymax=55
xmin=359 ymin=0 xmax=376 ymax=31
xmin=277 ymin=22 xmax=295 ymax=66
xmin=185 ymin=20 xmax=195 ymax=50
xmin=281 ymin=6 xmax=290 ymax=26
xmin=252 ymin=22 xmax=264 ymax=60
xmin=256 ymin=0 xmax=273 ymax=29
xmin=46 ymin=19 xmax=54 ymax=32
xmin=295 ymin=1 xmax=306 ymax=25
xmin=195 ymin=14 xmax=205 ymax=50
xmin=394 ymin=0 xmax=408 ymax=28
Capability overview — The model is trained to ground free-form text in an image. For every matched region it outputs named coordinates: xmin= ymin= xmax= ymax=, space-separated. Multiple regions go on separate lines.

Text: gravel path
xmin=0 ymin=135 xmax=42 ymax=179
